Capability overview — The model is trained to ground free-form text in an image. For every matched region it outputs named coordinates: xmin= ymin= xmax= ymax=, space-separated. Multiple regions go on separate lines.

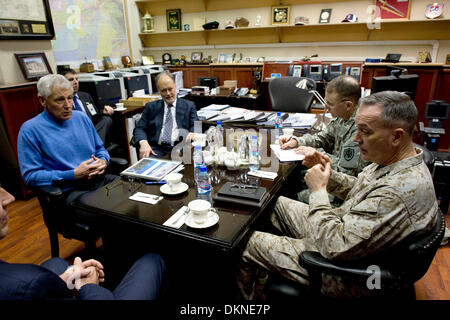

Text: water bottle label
xmin=198 ymin=184 xmax=211 ymax=194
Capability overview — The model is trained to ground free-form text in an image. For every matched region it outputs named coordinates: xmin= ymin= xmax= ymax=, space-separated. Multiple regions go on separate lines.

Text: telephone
xmin=235 ymin=87 xmax=249 ymax=96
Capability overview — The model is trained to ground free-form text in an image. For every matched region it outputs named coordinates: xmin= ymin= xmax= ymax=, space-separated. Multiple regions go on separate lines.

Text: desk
xmin=184 ymin=92 xmax=267 ymax=110
xmin=72 ymin=131 xmax=301 ymax=298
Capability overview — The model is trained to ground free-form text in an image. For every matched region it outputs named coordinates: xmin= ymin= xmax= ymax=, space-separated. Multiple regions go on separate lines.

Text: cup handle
xmin=208 ymin=208 xmax=217 ymax=216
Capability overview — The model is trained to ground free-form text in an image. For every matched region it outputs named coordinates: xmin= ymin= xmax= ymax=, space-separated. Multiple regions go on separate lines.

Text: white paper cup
xmin=188 ymin=199 xmax=216 ymax=224
xmin=165 ymin=172 xmax=183 ymax=191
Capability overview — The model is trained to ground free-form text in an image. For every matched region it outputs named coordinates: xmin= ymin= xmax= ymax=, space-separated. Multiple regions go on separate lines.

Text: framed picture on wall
xmin=14 ymin=52 xmax=52 ymax=80
xmin=374 ymin=0 xmax=411 ymax=20
xmin=271 ymin=6 xmax=290 ymax=25
xmin=0 ymin=0 xmax=55 ymax=40
xmin=166 ymin=9 xmax=182 ymax=31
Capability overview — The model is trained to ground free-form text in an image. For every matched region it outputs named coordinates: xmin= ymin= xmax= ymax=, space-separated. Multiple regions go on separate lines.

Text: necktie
xmin=73 ymin=95 xmax=83 ymax=112
xmin=160 ymin=104 xmax=174 ymax=144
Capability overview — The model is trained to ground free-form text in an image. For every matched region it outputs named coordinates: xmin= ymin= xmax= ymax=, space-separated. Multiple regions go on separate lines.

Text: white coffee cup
xmin=188 ymin=199 xmax=216 ymax=224
xmin=193 ymin=133 xmax=207 ymax=147
xmin=282 ymin=128 xmax=294 ymax=137
xmin=115 ymin=102 xmax=124 ymax=109
xmin=165 ymin=172 xmax=183 ymax=191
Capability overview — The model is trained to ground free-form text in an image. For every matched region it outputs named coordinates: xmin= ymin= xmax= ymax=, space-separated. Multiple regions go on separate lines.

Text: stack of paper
xmin=283 ymin=113 xmax=317 ymax=129
xmin=270 ymin=144 xmax=305 ymax=162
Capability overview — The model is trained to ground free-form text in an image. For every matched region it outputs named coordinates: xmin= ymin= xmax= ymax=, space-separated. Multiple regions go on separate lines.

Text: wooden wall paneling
xmin=210 ymin=68 xmax=233 ymax=86
xmin=234 ymin=67 xmax=254 ymax=89
xmin=408 ymin=68 xmax=440 ymax=127
xmin=262 ymin=63 xmax=290 ymax=80
xmin=190 ymin=67 xmax=210 ymax=87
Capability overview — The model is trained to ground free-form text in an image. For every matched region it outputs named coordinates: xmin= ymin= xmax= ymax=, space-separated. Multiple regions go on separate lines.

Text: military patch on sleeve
xmin=339 ymin=145 xmax=359 ymax=168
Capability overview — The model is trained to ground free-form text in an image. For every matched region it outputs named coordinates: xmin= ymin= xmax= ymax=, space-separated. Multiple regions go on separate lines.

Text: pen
xmin=145 ymin=181 xmax=167 ymax=185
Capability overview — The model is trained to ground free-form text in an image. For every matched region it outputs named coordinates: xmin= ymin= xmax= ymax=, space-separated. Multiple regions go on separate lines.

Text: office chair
xmin=265 ymin=209 xmax=445 ymax=300
xmin=33 ymin=185 xmax=100 ymax=258
xmin=269 ymin=76 xmax=316 ymax=113
xmin=298 ymin=209 xmax=445 ymax=299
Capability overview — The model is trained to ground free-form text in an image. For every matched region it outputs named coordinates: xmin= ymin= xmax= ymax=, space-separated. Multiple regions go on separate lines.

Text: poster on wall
xmin=0 ymin=0 xmax=55 ymax=40
xmin=49 ymin=0 xmax=129 ymax=64
xmin=375 ymin=0 xmax=411 ymax=20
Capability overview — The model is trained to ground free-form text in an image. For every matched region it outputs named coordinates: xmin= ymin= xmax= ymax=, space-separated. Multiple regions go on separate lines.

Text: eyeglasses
xmin=325 ymin=99 xmax=348 ymax=108
xmin=230 ymin=184 xmax=258 ymax=194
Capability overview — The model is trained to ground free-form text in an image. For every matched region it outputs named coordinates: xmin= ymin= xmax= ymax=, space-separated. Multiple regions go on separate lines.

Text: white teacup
xmin=282 ymin=128 xmax=294 ymax=137
xmin=193 ymin=133 xmax=207 ymax=147
xmin=115 ymin=102 xmax=124 ymax=109
xmin=188 ymin=199 xmax=216 ymax=224
xmin=165 ymin=173 xmax=183 ymax=191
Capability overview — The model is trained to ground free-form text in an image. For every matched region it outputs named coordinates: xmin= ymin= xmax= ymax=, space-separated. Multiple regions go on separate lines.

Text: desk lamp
xmin=296 ymin=78 xmax=327 ymax=129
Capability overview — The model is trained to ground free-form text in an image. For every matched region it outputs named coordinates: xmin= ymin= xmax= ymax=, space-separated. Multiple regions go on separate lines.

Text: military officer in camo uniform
xmin=237 ymin=91 xmax=439 ymax=299
xmin=279 ymin=75 xmax=369 ymax=204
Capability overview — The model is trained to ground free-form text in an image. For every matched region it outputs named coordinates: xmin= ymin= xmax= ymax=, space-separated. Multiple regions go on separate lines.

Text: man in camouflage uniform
xmin=237 ymin=91 xmax=439 ymax=299
xmin=279 ymin=75 xmax=369 ymax=204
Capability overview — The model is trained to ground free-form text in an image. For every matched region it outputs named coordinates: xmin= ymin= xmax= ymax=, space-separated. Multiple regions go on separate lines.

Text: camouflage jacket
xmin=294 ymin=110 xmax=369 ymax=176
xmin=308 ymin=149 xmax=439 ymax=262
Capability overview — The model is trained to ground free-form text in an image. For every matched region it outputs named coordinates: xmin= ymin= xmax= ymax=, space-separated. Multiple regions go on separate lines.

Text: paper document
xmin=198 ymin=110 xmax=221 ymax=120
xmin=200 ymin=104 xmax=230 ymax=111
xmin=270 ymin=144 xmax=305 ymax=162
xmin=283 ymin=113 xmax=317 ymax=128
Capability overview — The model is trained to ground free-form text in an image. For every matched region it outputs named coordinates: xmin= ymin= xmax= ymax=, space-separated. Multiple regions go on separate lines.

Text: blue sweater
xmin=18 ymin=110 xmax=110 ymax=187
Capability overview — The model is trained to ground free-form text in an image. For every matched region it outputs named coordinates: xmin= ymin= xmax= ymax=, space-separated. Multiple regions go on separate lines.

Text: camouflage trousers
xmin=237 ymin=196 xmax=318 ymax=300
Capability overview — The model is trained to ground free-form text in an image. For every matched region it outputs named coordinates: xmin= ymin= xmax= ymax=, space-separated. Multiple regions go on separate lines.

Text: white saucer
xmin=115 ymin=108 xmax=127 ymax=112
xmin=185 ymin=211 xmax=219 ymax=229
xmin=160 ymin=182 xmax=189 ymax=195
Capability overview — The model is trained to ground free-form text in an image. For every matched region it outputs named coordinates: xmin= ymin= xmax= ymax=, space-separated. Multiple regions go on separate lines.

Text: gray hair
xmin=326 ymin=75 xmax=361 ymax=105
xmin=359 ymin=91 xmax=418 ymax=136
xmin=37 ymin=74 xmax=72 ymax=99
xmin=155 ymin=70 xmax=175 ymax=84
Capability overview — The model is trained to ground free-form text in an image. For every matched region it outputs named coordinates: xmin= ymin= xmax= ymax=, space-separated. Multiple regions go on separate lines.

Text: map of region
xmin=0 ymin=0 xmax=46 ymax=20
xmin=49 ymin=0 xmax=129 ymax=62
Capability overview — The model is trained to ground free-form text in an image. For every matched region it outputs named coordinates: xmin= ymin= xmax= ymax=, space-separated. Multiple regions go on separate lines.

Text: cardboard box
xmin=120 ymin=95 xmax=160 ymax=107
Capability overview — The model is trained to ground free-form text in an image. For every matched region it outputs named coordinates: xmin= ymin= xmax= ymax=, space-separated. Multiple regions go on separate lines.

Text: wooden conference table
xmin=72 ymin=118 xmax=324 ymax=298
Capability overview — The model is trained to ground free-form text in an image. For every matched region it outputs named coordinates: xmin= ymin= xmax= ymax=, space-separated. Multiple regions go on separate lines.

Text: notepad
xmin=270 ymin=144 xmax=305 ymax=162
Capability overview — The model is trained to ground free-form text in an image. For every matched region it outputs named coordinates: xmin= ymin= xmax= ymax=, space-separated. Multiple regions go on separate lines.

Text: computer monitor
xmin=198 ymin=77 xmax=218 ymax=90
xmin=424 ymin=100 xmax=449 ymax=128
xmin=371 ymin=74 xmax=419 ymax=100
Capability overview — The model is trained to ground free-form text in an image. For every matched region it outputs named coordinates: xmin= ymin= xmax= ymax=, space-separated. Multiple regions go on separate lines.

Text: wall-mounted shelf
xmin=136 ymin=0 xmax=357 ymax=16
xmin=139 ymin=19 xmax=450 ymax=48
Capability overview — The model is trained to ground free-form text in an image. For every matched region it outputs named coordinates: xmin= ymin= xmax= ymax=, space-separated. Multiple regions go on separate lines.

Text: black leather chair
xmin=297 ymin=209 xmax=445 ymax=299
xmin=33 ymin=185 xmax=100 ymax=258
xmin=269 ymin=76 xmax=316 ymax=113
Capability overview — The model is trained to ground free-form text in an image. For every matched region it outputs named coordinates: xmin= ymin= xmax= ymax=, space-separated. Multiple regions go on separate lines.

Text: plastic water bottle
xmin=216 ymin=121 xmax=224 ymax=147
xmin=249 ymin=134 xmax=259 ymax=171
xmin=193 ymin=144 xmax=204 ymax=183
xmin=274 ymin=112 xmax=283 ymax=142
xmin=197 ymin=165 xmax=212 ymax=203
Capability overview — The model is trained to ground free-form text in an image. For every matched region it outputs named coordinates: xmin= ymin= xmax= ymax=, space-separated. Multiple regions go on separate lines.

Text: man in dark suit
xmin=61 ymin=69 xmax=114 ymax=145
xmin=0 ymin=186 xmax=167 ymax=300
xmin=133 ymin=70 xmax=198 ymax=158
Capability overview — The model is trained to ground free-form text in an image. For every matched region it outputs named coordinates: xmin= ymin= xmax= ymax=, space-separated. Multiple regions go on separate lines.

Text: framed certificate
xmin=0 ymin=0 xmax=55 ymax=40
xmin=375 ymin=0 xmax=411 ymax=20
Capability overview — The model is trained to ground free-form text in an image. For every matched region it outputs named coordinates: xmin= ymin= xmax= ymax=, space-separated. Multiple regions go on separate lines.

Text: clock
xmin=162 ymin=53 xmax=172 ymax=65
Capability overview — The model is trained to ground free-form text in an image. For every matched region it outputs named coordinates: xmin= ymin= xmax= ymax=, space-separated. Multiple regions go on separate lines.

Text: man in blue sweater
xmin=17 ymin=74 xmax=117 ymax=229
